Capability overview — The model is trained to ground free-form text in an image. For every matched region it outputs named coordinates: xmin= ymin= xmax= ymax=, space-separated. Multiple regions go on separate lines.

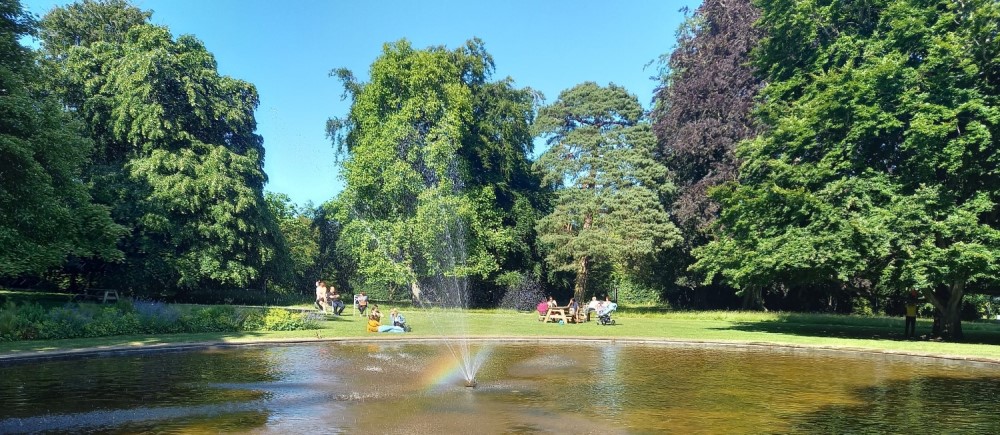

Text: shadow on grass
xmin=721 ymin=314 xmax=1000 ymax=346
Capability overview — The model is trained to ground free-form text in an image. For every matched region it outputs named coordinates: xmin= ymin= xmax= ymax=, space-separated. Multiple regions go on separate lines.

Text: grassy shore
xmin=2 ymin=307 xmax=1000 ymax=363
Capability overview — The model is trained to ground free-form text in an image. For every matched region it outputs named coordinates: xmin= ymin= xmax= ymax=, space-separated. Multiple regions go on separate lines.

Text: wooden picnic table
xmin=73 ymin=288 xmax=120 ymax=303
xmin=543 ymin=306 xmax=570 ymax=323
xmin=543 ymin=307 xmax=566 ymax=323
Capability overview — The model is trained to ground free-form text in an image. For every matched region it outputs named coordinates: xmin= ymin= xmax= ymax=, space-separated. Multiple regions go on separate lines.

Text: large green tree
xmin=328 ymin=39 xmax=542 ymax=306
xmin=265 ymin=192 xmax=328 ymax=293
xmin=694 ymin=0 xmax=1000 ymax=338
xmin=651 ymin=0 xmax=762 ymax=307
xmin=0 ymin=0 xmax=121 ymax=278
xmin=39 ymin=0 xmax=286 ymax=296
xmin=534 ymin=82 xmax=681 ymax=303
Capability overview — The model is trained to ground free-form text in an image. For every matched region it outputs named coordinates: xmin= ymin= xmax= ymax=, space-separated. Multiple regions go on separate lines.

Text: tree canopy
xmin=38 ymin=0 xmax=286 ymax=294
xmin=327 ymin=39 xmax=542 ymax=306
xmin=6 ymin=0 xmax=1000 ymax=338
xmin=692 ymin=0 xmax=1000 ymax=338
xmin=0 ymin=0 xmax=121 ymax=278
xmin=534 ymin=82 xmax=680 ymax=303
xmin=651 ymin=0 xmax=763 ymax=306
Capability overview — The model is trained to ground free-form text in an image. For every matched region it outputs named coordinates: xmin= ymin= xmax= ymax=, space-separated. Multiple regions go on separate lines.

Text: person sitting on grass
xmin=389 ymin=308 xmax=410 ymax=332
xmin=366 ymin=312 xmax=381 ymax=333
xmin=377 ymin=319 xmax=405 ymax=333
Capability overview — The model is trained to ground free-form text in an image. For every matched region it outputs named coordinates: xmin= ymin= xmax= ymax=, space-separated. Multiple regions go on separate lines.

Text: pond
xmin=1 ymin=340 xmax=999 ymax=433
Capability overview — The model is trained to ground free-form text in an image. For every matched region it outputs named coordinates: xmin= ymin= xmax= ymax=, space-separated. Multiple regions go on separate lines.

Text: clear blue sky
xmin=23 ymin=0 xmax=701 ymax=206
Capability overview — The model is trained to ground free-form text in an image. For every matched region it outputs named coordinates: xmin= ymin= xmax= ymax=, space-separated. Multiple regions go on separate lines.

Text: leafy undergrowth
xmin=0 ymin=299 xmax=318 ymax=342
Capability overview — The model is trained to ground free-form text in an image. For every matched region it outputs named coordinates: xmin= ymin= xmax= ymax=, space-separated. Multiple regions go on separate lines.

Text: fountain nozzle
xmin=465 ymin=379 xmax=477 ymax=388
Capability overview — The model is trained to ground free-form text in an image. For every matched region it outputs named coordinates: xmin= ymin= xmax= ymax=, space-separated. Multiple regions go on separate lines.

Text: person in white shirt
xmin=314 ymin=281 xmax=329 ymax=313
xmin=586 ymin=296 xmax=600 ymax=322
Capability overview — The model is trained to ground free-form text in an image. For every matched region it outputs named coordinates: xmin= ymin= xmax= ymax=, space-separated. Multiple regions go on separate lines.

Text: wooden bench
xmin=73 ymin=289 xmax=120 ymax=303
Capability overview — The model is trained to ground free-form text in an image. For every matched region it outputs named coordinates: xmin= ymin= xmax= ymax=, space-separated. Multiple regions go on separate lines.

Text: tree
xmin=651 ymin=0 xmax=763 ymax=307
xmin=534 ymin=82 xmax=681 ymax=303
xmin=264 ymin=192 xmax=324 ymax=294
xmin=653 ymin=0 xmax=761 ymax=235
xmin=0 ymin=0 xmax=121 ymax=278
xmin=694 ymin=0 xmax=1000 ymax=339
xmin=39 ymin=0 xmax=286 ymax=296
xmin=328 ymin=39 xmax=542 ymax=306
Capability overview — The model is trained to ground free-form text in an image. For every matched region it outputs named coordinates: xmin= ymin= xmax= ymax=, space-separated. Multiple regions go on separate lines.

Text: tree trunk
xmin=410 ymin=280 xmax=422 ymax=302
xmin=574 ymin=255 xmax=589 ymax=304
xmin=573 ymin=211 xmax=594 ymax=303
xmin=921 ymin=282 xmax=965 ymax=340
xmin=944 ymin=281 xmax=965 ymax=340
xmin=741 ymin=287 xmax=766 ymax=311
xmin=406 ymin=262 xmax=422 ymax=303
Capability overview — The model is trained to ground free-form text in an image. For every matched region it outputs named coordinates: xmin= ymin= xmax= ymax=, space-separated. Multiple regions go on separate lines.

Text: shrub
xmin=261 ymin=308 xmax=313 ymax=331
xmin=38 ymin=306 xmax=90 ymax=339
xmin=498 ymin=273 xmax=545 ymax=311
xmin=0 ymin=298 xmax=318 ymax=343
xmin=962 ymin=294 xmax=992 ymax=321
xmin=0 ymin=302 xmax=34 ymax=341
xmin=614 ymin=277 xmax=661 ymax=306
xmin=132 ymin=299 xmax=183 ymax=334
xmin=181 ymin=305 xmax=241 ymax=333
xmin=84 ymin=306 xmax=141 ymax=337
xmin=240 ymin=308 xmax=266 ymax=331
xmin=851 ymin=297 xmax=875 ymax=316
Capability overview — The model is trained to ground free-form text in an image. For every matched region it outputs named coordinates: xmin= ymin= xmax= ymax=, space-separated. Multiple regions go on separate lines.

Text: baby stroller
xmin=597 ymin=302 xmax=617 ymax=326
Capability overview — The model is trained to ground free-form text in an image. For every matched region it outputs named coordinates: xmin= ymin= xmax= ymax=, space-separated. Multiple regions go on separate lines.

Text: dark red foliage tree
xmin=653 ymin=0 xmax=763 ymax=238
xmin=651 ymin=0 xmax=763 ymax=308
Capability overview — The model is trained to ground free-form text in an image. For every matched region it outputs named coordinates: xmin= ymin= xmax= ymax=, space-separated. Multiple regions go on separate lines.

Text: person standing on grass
xmin=315 ymin=281 xmax=329 ymax=313
xmin=904 ymin=291 xmax=919 ymax=338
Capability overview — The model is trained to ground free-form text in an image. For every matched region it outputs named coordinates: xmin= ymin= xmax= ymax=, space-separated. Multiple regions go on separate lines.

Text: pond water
xmin=1 ymin=340 xmax=999 ymax=434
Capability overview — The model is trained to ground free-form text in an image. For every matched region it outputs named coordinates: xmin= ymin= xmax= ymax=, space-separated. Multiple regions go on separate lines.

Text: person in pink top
xmin=536 ymin=298 xmax=549 ymax=320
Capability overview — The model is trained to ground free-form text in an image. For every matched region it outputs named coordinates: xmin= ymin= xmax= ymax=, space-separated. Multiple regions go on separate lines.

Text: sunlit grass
xmin=2 ymin=303 xmax=1000 ymax=361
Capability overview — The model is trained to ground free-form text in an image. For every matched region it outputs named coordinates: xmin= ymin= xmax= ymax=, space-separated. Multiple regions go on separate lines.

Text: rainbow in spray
xmin=421 ymin=344 xmax=492 ymax=391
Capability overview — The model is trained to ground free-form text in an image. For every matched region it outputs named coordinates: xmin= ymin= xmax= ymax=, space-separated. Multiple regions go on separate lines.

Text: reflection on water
xmin=1 ymin=342 xmax=999 ymax=433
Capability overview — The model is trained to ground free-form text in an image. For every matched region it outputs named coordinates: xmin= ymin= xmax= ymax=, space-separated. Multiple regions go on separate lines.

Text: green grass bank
xmin=2 ymin=305 xmax=1000 ymax=363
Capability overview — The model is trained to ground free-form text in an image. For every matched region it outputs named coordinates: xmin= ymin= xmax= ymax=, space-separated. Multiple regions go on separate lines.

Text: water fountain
xmin=348 ymin=178 xmax=488 ymax=388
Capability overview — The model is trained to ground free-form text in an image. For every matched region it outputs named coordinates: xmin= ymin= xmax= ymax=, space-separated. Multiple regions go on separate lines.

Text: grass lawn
xmin=2 ymin=304 xmax=1000 ymax=362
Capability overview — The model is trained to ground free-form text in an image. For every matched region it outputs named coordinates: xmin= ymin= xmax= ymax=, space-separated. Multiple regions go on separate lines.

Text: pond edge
xmin=2 ymin=336 xmax=1000 ymax=369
